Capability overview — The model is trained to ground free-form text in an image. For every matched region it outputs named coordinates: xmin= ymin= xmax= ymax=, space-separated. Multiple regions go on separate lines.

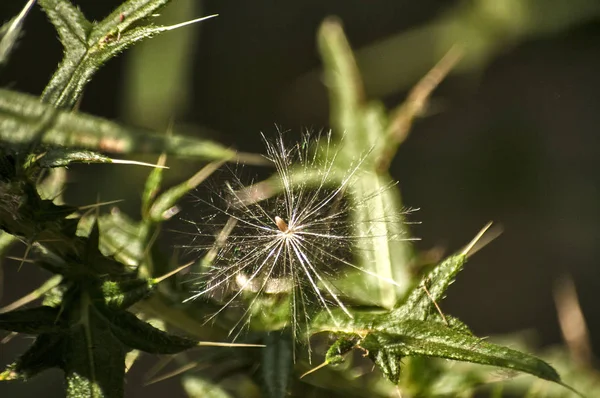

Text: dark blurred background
xmin=1 ymin=0 xmax=599 ymax=396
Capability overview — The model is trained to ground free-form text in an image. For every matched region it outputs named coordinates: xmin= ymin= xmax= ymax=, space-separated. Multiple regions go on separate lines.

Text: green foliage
xmin=0 ymin=1 xmax=232 ymax=397
xmin=0 ymin=88 xmax=235 ymax=160
xmin=0 ymin=1 xmax=594 ymax=398
xmin=261 ymin=332 xmax=294 ymax=398
xmin=38 ymin=0 xmax=215 ymax=109
xmin=318 ymin=19 xmax=413 ymax=308
xmin=309 ymin=249 xmax=569 ymax=394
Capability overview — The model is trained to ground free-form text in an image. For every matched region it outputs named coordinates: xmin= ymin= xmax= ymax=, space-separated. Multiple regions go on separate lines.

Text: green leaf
xmin=317 ymin=18 xmax=414 ymax=307
xmin=63 ymin=300 xmax=127 ymax=398
xmin=360 ymin=319 xmax=561 ymax=385
xmin=121 ymin=0 xmax=200 ymax=128
xmin=89 ymin=0 xmax=171 ymax=44
xmin=38 ymin=0 xmax=215 ymax=108
xmin=369 ymin=344 xmax=403 ymax=385
xmin=0 ymin=231 xmax=17 ymax=260
xmin=261 ymin=331 xmax=293 ymax=398
xmin=37 ymin=149 xmax=113 ymax=168
xmin=325 ymin=334 xmax=358 ymax=365
xmin=100 ymin=279 xmax=154 ymax=310
xmin=1 ymin=333 xmax=65 ymax=381
xmin=141 ymin=154 xmax=166 ymax=218
xmin=348 ymin=171 xmax=412 ymax=308
xmin=38 ymin=0 xmax=91 ymax=51
xmin=149 ymin=161 xmax=224 ymax=222
xmin=182 ymin=375 xmax=235 ymax=398
xmin=2 ymin=290 xmax=201 ymax=395
xmin=35 ymin=148 xmax=167 ymax=169
xmin=0 ymin=306 xmax=63 ymax=334
xmin=395 ymin=253 xmax=467 ymax=321
xmin=105 ymin=309 xmax=198 ymax=354
xmin=0 ymin=89 xmax=236 ymax=160
xmin=79 ymin=221 xmax=129 ymax=277
xmin=77 ymin=210 xmax=144 ymax=267
xmin=317 ymin=18 xmax=364 ymax=143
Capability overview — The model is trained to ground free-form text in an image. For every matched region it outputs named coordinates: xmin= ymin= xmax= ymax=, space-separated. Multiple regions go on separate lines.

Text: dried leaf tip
xmin=460 ymin=221 xmax=503 ymax=258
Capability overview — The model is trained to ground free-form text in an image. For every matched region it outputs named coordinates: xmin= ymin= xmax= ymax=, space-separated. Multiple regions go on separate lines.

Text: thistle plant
xmin=181 ymin=131 xmax=417 ymax=348
xmin=0 ymin=1 xmax=596 ymax=398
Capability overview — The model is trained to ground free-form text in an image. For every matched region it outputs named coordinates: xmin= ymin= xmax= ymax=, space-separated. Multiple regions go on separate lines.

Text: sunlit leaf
xmin=38 ymin=0 xmax=216 ymax=109
xmin=0 ymin=89 xmax=236 ymax=160
xmin=361 ymin=319 xmax=561 ymax=385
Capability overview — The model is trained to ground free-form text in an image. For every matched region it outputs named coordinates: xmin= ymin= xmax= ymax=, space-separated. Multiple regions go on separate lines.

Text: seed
xmin=274 ymin=216 xmax=288 ymax=232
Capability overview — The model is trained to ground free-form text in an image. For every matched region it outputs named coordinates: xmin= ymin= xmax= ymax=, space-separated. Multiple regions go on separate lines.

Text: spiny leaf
xmin=38 ymin=0 xmax=91 ymax=51
xmin=325 ymin=334 xmax=358 ymax=365
xmin=97 ymin=255 xmax=190 ymax=310
xmin=79 ymin=221 xmax=129 ymax=277
xmin=0 ymin=306 xmax=63 ymax=334
xmin=396 ymin=253 xmax=467 ymax=321
xmin=2 ymin=289 xmax=204 ymax=396
xmin=397 ymin=222 xmax=494 ymax=322
xmin=104 ymin=309 xmax=198 ymax=355
xmin=100 ymin=278 xmax=153 ymax=310
xmin=38 ymin=0 xmax=215 ymax=108
xmin=35 ymin=148 xmax=169 ymax=169
xmin=369 ymin=345 xmax=403 ymax=385
xmin=63 ymin=299 xmax=127 ymax=398
xmin=77 ymin=210 xmax=144 ymax=267
xmin=360 ymin=319 xmax=561 ymax=385
xmin=89 ymin=0 xmax=171 ymax=44
xmin=1 ymin=333 xmax=65 ymax=381
xmin=36 ymin=149 xmax=120 ymax=168
xmin=0 ymin=88 xmax=236 ymax=160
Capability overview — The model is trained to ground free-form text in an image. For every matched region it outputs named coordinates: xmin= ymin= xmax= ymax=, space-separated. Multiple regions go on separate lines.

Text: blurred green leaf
xmin=261 ymin=331 xmax=293 ymax=398
xmin=317 ymin=18 xmax=364 ymax=144
xmin=317 ymin=18 xmax=413 ymax=307
xmin=121 ymin=0 xmax=201 ymax=128
xmin=182 ymin=375 xmax=235 ymax=398
xmin=305 ymin=0 xmax=600 ymax=101
xmin=142 ymin=154 xmax=166 ymax=219
xmin=0 ymin=274 xmax=63 ymax=314
xmin=0 ymin=89 xmax=236 ymax=160
xmin=149 ymin=161 xmax=224 ymax=222
xmin=0 ymin=231 xmax=17 ymax=261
